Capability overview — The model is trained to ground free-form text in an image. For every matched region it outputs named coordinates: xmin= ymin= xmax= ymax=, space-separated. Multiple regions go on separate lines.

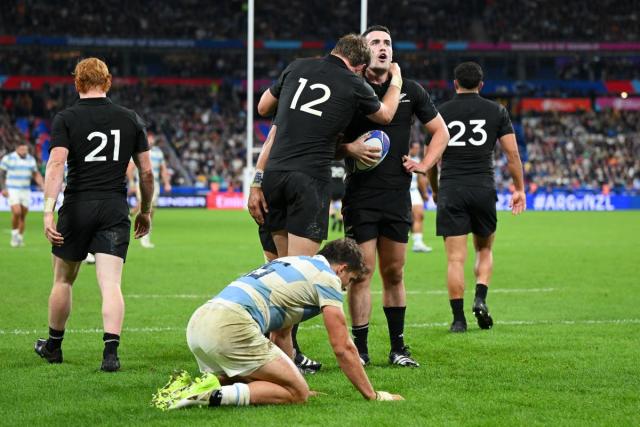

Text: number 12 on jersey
xmin=289 ymin=78 xmax=331 ymax=117
xmin=85 ymin=130 xmax=121 ymax=162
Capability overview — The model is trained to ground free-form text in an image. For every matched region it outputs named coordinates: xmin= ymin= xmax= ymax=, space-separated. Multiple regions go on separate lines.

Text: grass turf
xmin=0 ymin=209 xmax=638 ymax=426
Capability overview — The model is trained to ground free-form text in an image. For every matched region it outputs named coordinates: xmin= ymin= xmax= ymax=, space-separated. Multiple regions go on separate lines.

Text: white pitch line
xmin=2 ymin=319 xmax=638 ymax=336
xmin=125 ymin=288 xmax=557 ymax=299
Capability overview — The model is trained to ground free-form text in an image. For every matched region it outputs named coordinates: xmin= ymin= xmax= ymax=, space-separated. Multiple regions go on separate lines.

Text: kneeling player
xmin=152 ymin=239 xmax=403 ymax=410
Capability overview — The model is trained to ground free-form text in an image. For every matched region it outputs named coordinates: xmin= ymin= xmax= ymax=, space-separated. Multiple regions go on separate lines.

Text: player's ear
xmin=453 ymin=80 xmax=459 ymax=91
xmin=478 ymin=81 xmax=484 ymax=92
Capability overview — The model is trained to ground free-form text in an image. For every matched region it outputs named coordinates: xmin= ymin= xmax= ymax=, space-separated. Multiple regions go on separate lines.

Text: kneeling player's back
xmin=51 ymin=98 xmax=149 ymax=201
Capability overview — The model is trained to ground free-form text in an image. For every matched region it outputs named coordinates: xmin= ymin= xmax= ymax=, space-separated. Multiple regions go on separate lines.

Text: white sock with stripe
xmin=220 ymin=383 xmax=250 ymax=406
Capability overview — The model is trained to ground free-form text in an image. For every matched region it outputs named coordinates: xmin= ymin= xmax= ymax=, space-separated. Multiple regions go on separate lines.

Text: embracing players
xmin=248 ymin=33 xmax=403 ymax=372
xmin=405 ymin=62 xmax=526 ymax=332
xmin=339 ymin=26 xmax=449 ymax=367
xmin=35 ymin=58 xmax=153 ymax=371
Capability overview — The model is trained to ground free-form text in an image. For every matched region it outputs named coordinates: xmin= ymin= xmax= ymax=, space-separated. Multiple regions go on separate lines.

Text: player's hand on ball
xmin=134 ymin=212 xmax=152 ymax=239
xmin=347 ymin=133 xmax=381 ymax=166
xmin=375 ymin=391 xmax=404 ymax=401
xmin=510 ymin=190 xmax=526 ymax=215
xmin=248 ymin=187 xmax=268 ymax=225
xmin=402 ymin=155 xmax=426 ymax=174
xmin=43 ymin=212 xmax=64 ymax=246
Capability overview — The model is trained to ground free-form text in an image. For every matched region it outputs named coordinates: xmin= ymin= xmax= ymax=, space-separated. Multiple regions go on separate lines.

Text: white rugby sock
xmin=413 ymin=233 xmax=423 ymax=243
xmin=220 ymin=383 xmax=250 ymax=406
xmin=11 ymin=229 xmax=19 ymax=237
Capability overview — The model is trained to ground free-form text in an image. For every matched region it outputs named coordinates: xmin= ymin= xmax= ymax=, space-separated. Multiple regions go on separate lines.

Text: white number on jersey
xmin=289 ymin=78 xmax=331 ymax=117
xmin=447 ymin=120 xmax=487 ymax=147
xmin=85 ymin=130 xmax=121 ymax=162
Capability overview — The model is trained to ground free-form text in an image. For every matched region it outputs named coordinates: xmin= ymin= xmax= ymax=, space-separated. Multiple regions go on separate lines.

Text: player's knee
xmin=380 ymin=263 xmax=403 ymax=286
xmin=290 ymin=382 xmax=310 ymax=403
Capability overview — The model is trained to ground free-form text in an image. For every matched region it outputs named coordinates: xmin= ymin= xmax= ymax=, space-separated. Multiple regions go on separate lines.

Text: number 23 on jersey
xmin=447 ymin=120 xmax=487 ymax=147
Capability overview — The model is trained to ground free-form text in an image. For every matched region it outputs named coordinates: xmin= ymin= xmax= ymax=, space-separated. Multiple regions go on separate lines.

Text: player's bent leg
xmin=244 ymin=353 xmax=310 ymax=404
xmin=472 ymin=233 xmax=495 ymax=330
xmin=349 ymin=238 xmax=376 ymax=365
xmin=35 ymin=255 xmax=81 ymax=364
xmin=445 ymin=235 xmax=469 ymax=332
xmin=95 ymin=253 xmax=125 ymax=371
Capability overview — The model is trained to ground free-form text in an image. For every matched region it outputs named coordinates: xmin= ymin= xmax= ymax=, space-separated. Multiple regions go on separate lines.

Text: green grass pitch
xmin=0 ymin=209 xmax=638 ymax=426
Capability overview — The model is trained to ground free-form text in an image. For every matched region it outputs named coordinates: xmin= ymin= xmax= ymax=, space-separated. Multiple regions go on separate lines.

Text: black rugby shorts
xmin=53 ymin=197 xmax=131 ymax=261
xmin=342 ymin=188 xmax=411 ymax=244
xmin=436 ymin=185 xmax=497 ymax=237
xmin=262 ymin=170 xmax=330 ymax=242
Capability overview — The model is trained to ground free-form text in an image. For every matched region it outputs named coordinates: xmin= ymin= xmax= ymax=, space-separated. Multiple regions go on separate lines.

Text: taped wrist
xmin=44 ymin=198 xmax=56 ymax=213
xmin=390 ymin=74 xmax=402 ymax=89
xmin=251 ymin=169 xmax=264 ymax=188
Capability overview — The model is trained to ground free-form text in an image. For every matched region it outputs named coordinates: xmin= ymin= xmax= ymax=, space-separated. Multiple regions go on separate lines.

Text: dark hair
xmin=454 ymin=62 xmax=483 ymax=90
xmin=318 ymin=238 xmax=368 ymax=276
xmin=362 ymin=25 xmax=391 ymax=38
xmin=332 ymin=33 xmax=371 ymax=67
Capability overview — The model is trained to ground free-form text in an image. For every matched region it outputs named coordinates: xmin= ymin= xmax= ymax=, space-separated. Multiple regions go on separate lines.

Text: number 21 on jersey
xmin=447 ymin=120 xmax=487 ymax=147
xmin=85 ymin=130 xmax=120 ymax=162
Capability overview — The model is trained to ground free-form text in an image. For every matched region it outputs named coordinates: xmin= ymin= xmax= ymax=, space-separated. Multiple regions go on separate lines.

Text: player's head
xmin=15 ymin=141 xmax=28 ymax=157
xmin=454 ymin=62 xmax=484 ymax=92
xmin=147 ymin=132 xmax=155 ymax=147
xmin=331 ymin=34 xmax=371 ymax=75
xmin=73 ymin=57 xmax=112 ymax=95
xmin=318 ymin=238 xmax=368 ymax=290
xmin=362 ymin=25 xmax=392 ymax=74
xmin=409 ymin=141 xmax=421 ymax=157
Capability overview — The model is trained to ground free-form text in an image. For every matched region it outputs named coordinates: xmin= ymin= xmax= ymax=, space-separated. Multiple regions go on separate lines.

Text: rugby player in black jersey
xmin=339 ymin=26 xmax=449 ymax=367
xmin=404 ymin=62 xmax=526 ymax=332
xmin=36 ymin=58 xmax=154 ymax=371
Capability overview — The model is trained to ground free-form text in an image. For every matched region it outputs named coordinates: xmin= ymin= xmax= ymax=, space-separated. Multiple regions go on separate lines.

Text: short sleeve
xmin=30 ymin=157 xmax=38 ymax=172
xmin=0 ymin=156 xmax=8 ymax=171
xmin=413 ymin=82 xmax=438 ymax=124
xmin=313 ymin=271 xmax=344 ymax=309
xmin=133 ymin=112 xmax=149 ymax=153
xmin=269 ymin=62 xmax=295 ymax=99
xmin=50 ymin=113 xmax=71 ymax=152
xmin=497 ymin=106 xmax=514 ymax=138
xmin=354 ymin=79 xmax=381 ymax=115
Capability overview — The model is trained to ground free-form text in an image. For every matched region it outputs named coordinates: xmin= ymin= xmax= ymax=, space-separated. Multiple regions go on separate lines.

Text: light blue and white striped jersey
xmin=0 ymin=152 xmax=37 ymax=190
xmin=213 ymin=255 xmax=344 ymax=334
xmin=150 ymin=146 xmax=165 ymax=184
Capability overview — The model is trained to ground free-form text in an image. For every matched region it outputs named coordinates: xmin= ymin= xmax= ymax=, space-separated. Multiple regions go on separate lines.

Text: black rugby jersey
xmin=344 ymin=78 xmax=438 ymax=191
xmin=51 ymin=97 xmax=149 ymax=202
xmin=435 ymin=93 xmax=513 ymax=188
xmin=266 ymin=55 xmax=381 ymax=181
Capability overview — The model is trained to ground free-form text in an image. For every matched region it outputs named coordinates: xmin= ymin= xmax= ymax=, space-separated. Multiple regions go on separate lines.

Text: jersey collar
xmin=325 ymin=54 xmax=348 ymax=70
xmin=76 ymin=97 xmax=113 ymax=105
xmin=454 ymin=92 xmax=480 ymax=98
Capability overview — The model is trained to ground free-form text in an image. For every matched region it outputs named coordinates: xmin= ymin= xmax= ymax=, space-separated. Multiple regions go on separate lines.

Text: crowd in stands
xmin=512 ymin=111 xmax=640 ymax=193
xmin=2 ymin=0 xmax=637 ymax=42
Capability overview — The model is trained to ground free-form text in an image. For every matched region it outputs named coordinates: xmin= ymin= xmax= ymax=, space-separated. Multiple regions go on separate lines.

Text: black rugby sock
xmin=46 ymin=327 xmax=65 ymax=351
xmin=103 ymin=333 xmax=120 ymax=357
xmin=351 ymin=323 xmax=369 ymax=355
xmin=450 ymin=299 xmax=465 ymax=322
xmin=475 ymin=283 xmax=488 ymax=301
xmin=383 ymin=306 xmax=406 ymax=352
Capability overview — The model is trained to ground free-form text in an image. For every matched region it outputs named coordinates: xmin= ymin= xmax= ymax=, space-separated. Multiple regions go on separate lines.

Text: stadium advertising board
xmin=206 ymin=191 xmax=245 ymax=210
xmin=596 ymin=97 xmax=640 ymax=111
xmin=520 ymin=98 xmax=592 ymax=112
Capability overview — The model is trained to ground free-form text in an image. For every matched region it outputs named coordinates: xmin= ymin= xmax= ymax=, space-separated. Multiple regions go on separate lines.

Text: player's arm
xmin=160 ymin=161 xmax=171 ymax=193
xmin=322 ymin=305 xmax=403 ymax=401
xmin=403 ymin=114 xmax=449 ymax=174
xmin=270 ymin=325 xmax=294 ymax=359
xmin=132 ymin=150 xmax=154 ymax=238
xmin=32 ymin=168 xmax=44 ymax=189
xmin=427 ymin=164 xmax=439 ymax=203
xmin=257 ymin=89 xmax=278 ymax=117
xmin=43 ymin=147 xmax=68 ymax=246
xmin=126 ymin=161 xmax=137 ymax=195
xmin=0 ymin=168 xmax=7 ymax=197
xmin=499 ymin=133 xmax=526 ymax=215
xmin=248 ymin=124 xmax=277 ymax=225
xmin=366 ymin=63 xmax=403 ymax=125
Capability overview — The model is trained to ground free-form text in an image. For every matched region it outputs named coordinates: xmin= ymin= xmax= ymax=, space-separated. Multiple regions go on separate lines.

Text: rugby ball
xmin=355 ymin=130 xmax=390 ymax=171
